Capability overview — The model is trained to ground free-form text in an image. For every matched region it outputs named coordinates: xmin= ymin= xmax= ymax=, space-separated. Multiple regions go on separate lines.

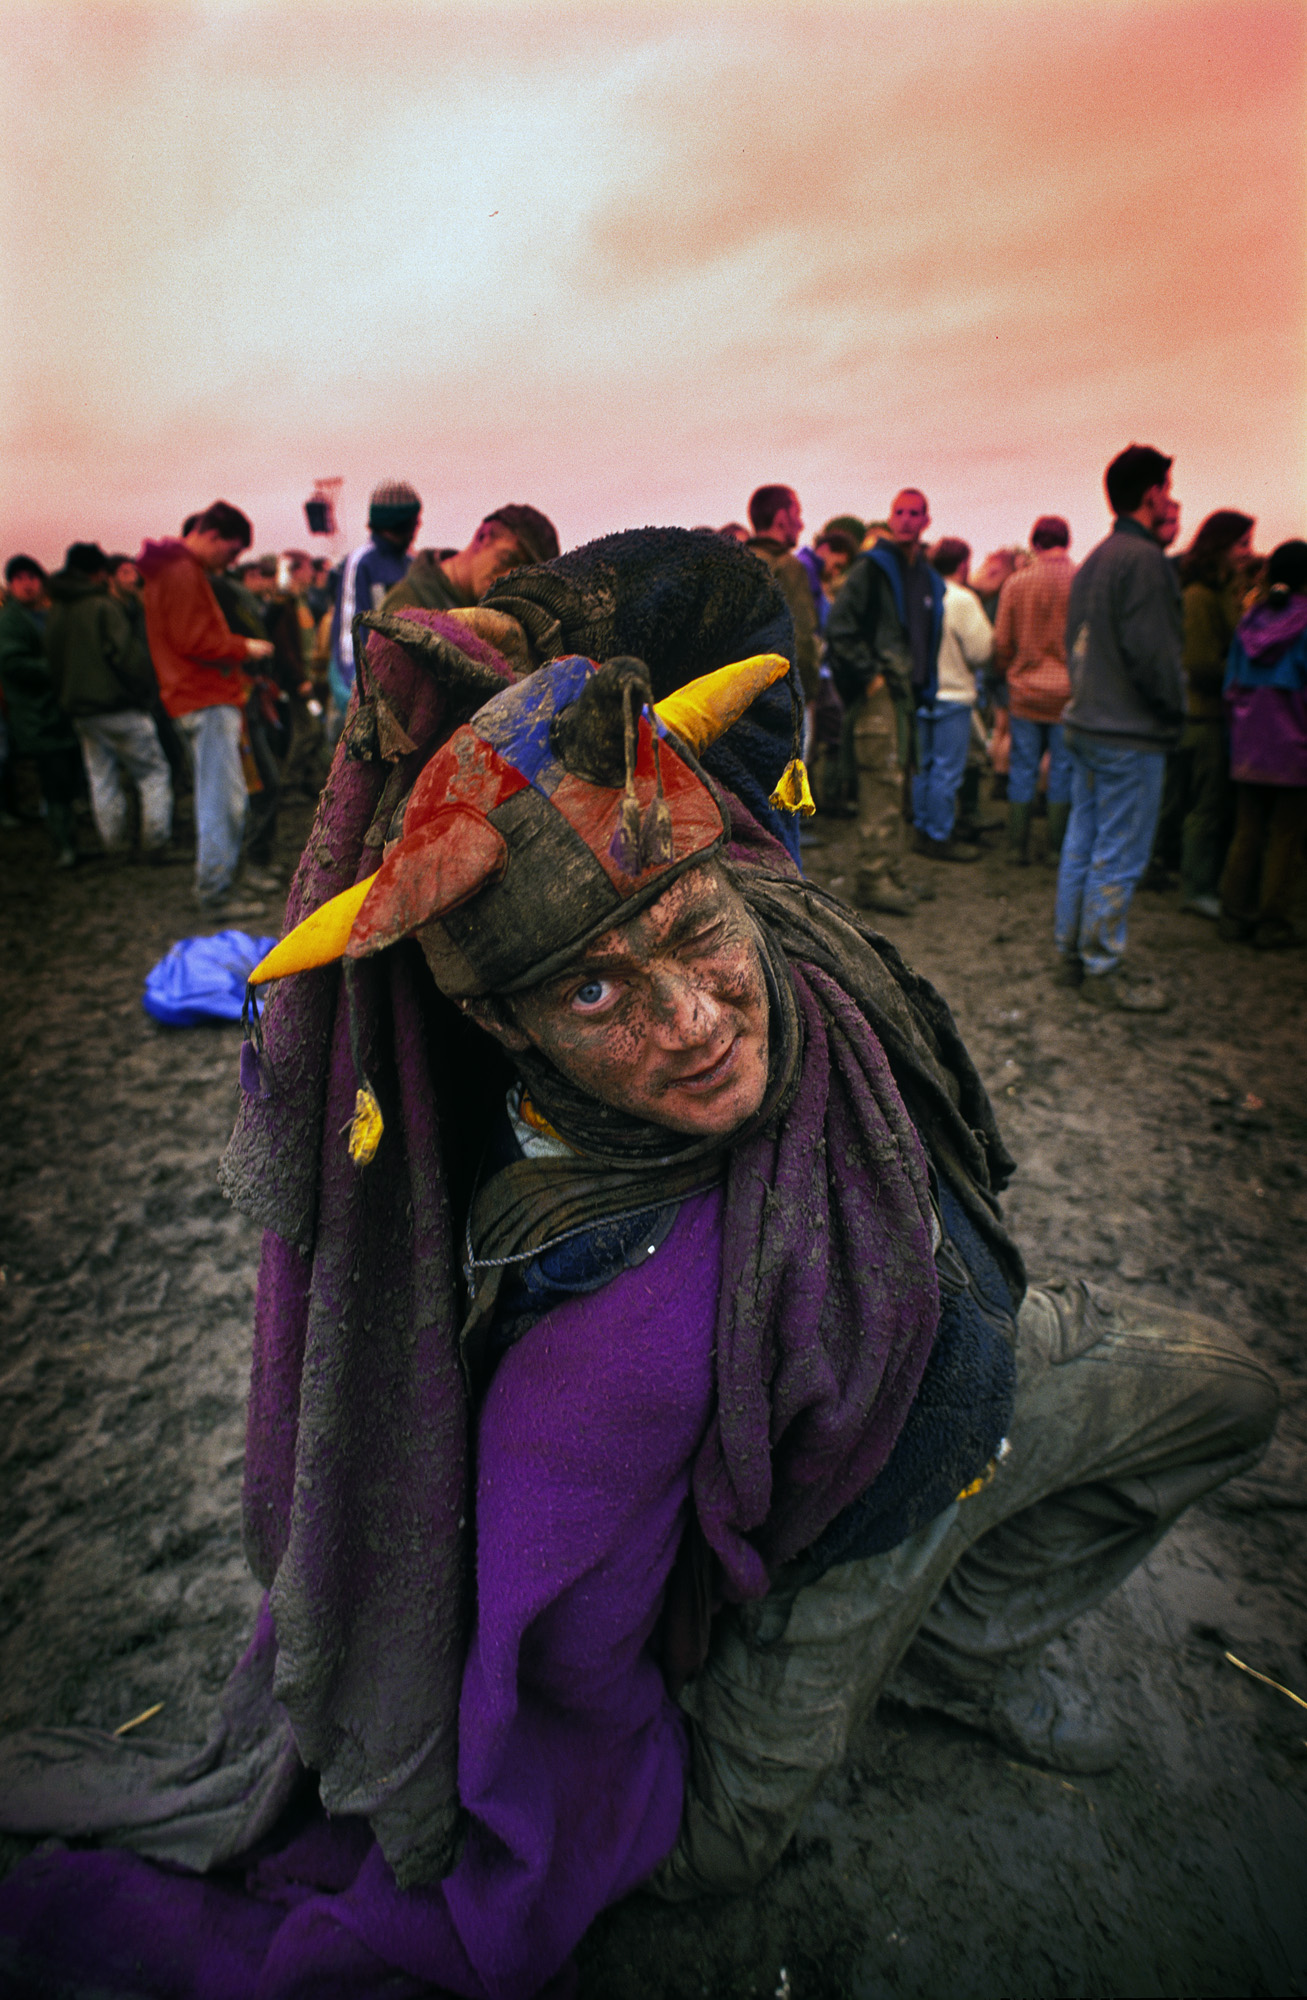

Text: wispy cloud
xmin=2 ymin=1 xmax=1302 ymax=560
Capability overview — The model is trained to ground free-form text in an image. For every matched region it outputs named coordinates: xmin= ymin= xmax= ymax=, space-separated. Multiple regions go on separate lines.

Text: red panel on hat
xmin=347 ymin=805 xmax=509 ymax=956
xmin=404 ymin=729 xmax=528 ymax=833
xmin=550 ymin=727 xmax=722 ymax=892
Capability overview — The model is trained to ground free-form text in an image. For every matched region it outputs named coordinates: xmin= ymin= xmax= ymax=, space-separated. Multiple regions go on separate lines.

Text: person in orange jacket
xmin=138 ymin=500 xmax=273 ymax=917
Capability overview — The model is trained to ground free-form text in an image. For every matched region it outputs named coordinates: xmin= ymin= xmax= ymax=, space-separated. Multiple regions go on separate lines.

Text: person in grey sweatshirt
xmin=1054 ymin=445 xmax=1185 ymax=1009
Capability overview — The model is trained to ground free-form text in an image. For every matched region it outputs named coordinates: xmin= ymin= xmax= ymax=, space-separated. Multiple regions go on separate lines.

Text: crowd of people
xmin=0 ymin=494 xmax=558 ymax=921
xmin=720 ymin=452 xmax=1305 ymax=1006
xmin=3 ymin=449 xmax=1302 ymax=990
xmin=0 ymin=466 xmax=1286 ymax=1999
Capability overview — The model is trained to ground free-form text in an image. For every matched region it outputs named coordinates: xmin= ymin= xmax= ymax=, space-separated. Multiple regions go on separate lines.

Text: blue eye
xmin=569 ymin=974 xmax=621 ymax=1014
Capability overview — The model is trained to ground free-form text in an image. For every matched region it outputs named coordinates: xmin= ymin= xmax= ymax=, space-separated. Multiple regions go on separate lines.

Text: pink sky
xmin=2 ymin=0 xmax=1303 ymax=568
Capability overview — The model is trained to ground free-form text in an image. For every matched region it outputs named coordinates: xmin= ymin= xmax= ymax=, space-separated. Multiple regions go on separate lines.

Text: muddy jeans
xmin=650 ymin=1281 xmax=1276 ymax=1899
xmin=847 ymin=681 xmax=909 ymax=880
xmin=177 ymin=703 xmax=247 ymax=903
xmin=76 ymin=710 xmax=173 ymax=851
xmin=1054 ymin=737 xmax=1166 ymax=975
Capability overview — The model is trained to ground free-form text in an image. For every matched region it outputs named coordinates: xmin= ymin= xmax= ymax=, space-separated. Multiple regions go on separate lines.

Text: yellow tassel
xmin=769 ymin=757 xmax=816 ymax=816
xmin=348 ymin=1083 xmax=384 ymax=1167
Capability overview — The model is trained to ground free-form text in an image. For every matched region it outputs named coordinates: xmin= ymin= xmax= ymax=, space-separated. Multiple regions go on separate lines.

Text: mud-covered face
xmin=482 ymin=863 xmax=770 ymax=1138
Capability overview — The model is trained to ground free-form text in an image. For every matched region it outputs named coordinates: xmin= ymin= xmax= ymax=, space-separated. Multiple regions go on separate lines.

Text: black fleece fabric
xmin=484 ymin=526 xmax=804 ymax=854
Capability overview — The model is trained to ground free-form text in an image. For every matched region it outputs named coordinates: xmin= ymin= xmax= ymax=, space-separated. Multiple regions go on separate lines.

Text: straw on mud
xmin=1005 ymin=1761 xmax=1096 ymax=1811
xmin=113 ymin=1701 xmax=164 ymax=1737
xmin=1224 ymin=1651 xmax=1307 ymax=1713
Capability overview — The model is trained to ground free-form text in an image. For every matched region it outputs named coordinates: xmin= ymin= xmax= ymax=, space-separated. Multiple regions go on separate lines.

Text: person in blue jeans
xmin=1010 ymin=715 xmax=1073 ymax=836
xmin=993 ymin=517 xmax=1076 ymax=865
xmin=911 ymin=540 xmax=992 ymax=859
xmin=1054 ymin=737 xmax=1165 ymax=970
xmin=1055 ymin=446 xmax=1185 ymax=1010
xmin=913 ymin=702 xmax=973 ymax=846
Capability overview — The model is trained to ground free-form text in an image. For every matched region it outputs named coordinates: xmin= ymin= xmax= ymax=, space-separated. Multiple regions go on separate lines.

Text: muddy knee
xmin=1024 ymin=1277 xmax=1280 ymax=1469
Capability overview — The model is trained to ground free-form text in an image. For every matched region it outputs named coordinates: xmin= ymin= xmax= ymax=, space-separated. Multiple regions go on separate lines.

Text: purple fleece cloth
xmin=1225 ymin=599 xmax=1307 ymax=787
xmin=0 ymin=1188 xmax=722 ymax=1999
xmin=697 ymin=961 xmax=938 ymax=1598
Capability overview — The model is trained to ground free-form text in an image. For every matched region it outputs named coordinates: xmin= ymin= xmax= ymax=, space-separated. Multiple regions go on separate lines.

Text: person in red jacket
xmin=138 ymin=501 xmax=273 ymax=916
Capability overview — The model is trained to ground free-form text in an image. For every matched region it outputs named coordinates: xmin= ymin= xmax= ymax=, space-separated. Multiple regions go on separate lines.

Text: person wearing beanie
xmin=326 ymin=479 xmax=423 ymax=726
xmin=44 ymin=541 xmax=174 ymax=858
xmin=381 ymin=501 xmax=561 ymax=617
xmin=820 ymin=513 xmax=867 ymax=551
xmin=0 ymin=528 xmax=1276 ymax=1999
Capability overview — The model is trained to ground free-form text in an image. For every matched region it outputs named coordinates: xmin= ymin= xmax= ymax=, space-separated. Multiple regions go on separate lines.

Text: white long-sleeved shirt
xmin=935 ymin=579 xmax=993 ymax=704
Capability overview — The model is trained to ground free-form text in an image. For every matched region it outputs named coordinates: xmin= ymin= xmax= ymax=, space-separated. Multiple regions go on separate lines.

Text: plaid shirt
xmin=993 ymin=553 xmax=1074 ymax=722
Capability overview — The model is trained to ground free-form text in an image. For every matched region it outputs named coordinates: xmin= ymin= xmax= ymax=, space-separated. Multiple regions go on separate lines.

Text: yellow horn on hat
xmin=247 ymin=872 xmax=378 ymax=985
xmin=250 ymin=653 xmax=800 ymax=991
xmin=653 ymin=653 xmax=791 ymax=756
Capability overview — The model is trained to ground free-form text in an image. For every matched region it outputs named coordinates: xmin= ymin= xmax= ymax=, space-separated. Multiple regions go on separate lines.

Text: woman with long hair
xmin=1174 ymin=509 xmax=1254 ymax=915
xmin=1219 ymin=539 xmax=1307 ymax=947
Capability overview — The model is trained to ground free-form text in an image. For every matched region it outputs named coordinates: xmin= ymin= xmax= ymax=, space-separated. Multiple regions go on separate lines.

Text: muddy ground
xmin=1 ymin=784 xmax=1304 ymax=1999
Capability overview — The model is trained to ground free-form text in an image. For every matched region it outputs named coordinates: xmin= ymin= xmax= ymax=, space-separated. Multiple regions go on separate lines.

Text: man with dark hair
xmin=327 ymin=481 xmax=423 ymax=725
xmin=138 ymin=500 xmax=274 ymax=916
xmin=0 ymin=555 xmax=83 ymax=866
xmin=826 ymin=488 xmax=946 ymax=906
xmin=745 ymin=486 xmax=820 ymax=714
xmin=1031 ymin=516 xmax=1071 ymax=550
xmin=45 ymin=542 xmax=174 ymax=858
xmin=812 ymin=529 xmax=857 ymax=601
xmin=1104 ymin=445 xmax=1175 ymax=521
xmin=379 ymin=502 xmax=560 ymax=621
xmin=1056 ymin=448 xmax=1184 ymax=1008
xmin=994 ymin=517 xmax=1076 ymax=866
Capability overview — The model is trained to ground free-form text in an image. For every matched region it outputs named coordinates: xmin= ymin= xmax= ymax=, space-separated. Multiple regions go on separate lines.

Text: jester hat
xmin=251 ymin=648 xmax=807 ymax=1003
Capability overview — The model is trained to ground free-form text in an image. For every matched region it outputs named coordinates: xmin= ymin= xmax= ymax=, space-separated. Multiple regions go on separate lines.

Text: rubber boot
xmin=1007 ymin=801 xmax=1032 ymax=866
xmin=1045 ymin=799 xmax=1071 ymax=865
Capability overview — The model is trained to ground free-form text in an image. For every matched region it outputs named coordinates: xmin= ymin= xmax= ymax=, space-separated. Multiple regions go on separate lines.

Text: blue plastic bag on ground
xmin=142 ymin=930 xmax=278 ymax=1027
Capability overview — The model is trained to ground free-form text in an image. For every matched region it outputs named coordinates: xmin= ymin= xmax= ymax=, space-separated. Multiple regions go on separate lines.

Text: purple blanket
xmin=0 ymin=1189 xmax=723 ymax=1999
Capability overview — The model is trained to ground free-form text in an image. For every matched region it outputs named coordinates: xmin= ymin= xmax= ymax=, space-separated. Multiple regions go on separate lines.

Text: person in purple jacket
xmin=0 ymin=541 xmax=1277 ymax=2000
xmin=1218 ymin=538 xmax=1307 ymax=949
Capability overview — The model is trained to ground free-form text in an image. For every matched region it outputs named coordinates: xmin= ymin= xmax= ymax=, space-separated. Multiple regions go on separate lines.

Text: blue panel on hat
xmin=476 ymin=654 xmax=595 ymax=795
